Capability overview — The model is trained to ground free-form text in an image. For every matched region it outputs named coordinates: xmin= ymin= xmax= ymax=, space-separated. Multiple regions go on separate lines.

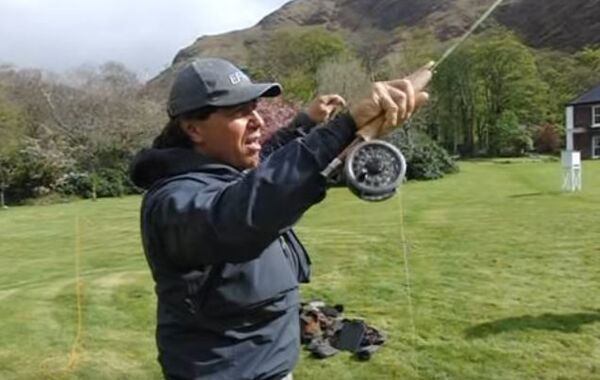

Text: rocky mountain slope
xmin=146 ymin=0 xmax=600 ymax=97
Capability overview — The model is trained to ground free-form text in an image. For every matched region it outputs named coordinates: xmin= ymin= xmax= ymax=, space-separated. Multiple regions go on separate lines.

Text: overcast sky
xmin=0 ymin=0 xmax=291 ymax=79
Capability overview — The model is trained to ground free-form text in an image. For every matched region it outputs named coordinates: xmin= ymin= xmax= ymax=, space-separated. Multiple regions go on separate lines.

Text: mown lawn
xmin=1 ymin=160 xmax=599 ymax=379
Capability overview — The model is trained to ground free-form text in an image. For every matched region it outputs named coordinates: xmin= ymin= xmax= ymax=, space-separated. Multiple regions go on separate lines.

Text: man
xmin=130 ymin=57 xmax=430 ymax=380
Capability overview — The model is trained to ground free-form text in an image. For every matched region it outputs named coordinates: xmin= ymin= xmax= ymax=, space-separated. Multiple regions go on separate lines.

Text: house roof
xmin=569 ymin=84 xmax=600 ymax=106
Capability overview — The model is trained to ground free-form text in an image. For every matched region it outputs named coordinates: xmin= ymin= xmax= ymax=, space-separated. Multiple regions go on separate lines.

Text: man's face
xmin=187 ymin=101 xmax=264 ymax=169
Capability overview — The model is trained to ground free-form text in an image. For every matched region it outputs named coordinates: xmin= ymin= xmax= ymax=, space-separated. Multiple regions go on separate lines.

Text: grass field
xmin=1 ymin=160 xmax=600 ymax=380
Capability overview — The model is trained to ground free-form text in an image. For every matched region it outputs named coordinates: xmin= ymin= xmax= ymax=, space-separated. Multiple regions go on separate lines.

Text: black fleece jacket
xmin=130 ymin=112 xmax=356 ymax=380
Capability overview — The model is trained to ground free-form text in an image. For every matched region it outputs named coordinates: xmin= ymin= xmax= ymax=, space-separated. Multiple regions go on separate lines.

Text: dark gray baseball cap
xmin=167 ymin=58 xmax=282 ymax=117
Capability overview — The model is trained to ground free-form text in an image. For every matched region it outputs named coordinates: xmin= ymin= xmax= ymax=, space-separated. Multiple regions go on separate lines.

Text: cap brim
xmin=209 ymin=82 xmax=282 ymax=107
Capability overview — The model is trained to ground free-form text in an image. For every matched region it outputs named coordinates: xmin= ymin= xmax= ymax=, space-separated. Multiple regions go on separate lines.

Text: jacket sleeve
xmin=151 ymin=113 xmax=356 ymax=265
xmin=260 ymin=112 xmax=317 ymax=159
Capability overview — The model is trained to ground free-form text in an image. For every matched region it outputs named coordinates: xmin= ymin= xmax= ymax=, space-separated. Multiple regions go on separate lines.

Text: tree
xmin=430 ymin=29 xmax=549 ymax=156
xmin=379 ymin=28 xmax=440 ymax=79
xmin=351 ymin=28 xmax=393 ymax=75
xmin=0 ymin=93 xmax=25 ymax=207
xmin=316 ymin=57 xmax=371 ymax=104
xmin=0 ymin=62 xmax=163 ymax=202
xmin=431 ymin=46 xmax=483 ymax=155
xmin=473 ymin=30 xmax=549 ymax=149
xmin=489 ymin=110 xmax=532 ymax=156
xmin=0 ymin=155 xmax=15 ymax=208
xmin=575 ymin=47 xmax=600 ymax=72
xmin=36 ymin=62 xmax=160 ymax=199
xmin=536 ymin=47 xmax=600 ymax=124
xmin=248 ymin=27 xmax=350 ymax=100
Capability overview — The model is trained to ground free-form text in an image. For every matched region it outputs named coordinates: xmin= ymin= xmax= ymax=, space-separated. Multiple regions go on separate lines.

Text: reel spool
xmin=343 ymin=140 xmax=406 ymax=202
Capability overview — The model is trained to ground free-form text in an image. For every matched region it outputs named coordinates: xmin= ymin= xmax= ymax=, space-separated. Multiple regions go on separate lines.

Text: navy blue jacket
xmin=130 ymin=113 xmax=356 ymax=380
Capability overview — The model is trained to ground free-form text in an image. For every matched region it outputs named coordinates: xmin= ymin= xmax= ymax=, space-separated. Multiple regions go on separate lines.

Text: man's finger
xmin=387 ymin=86 xmax=408 ymax=122
xmin=415 ymin=91 xmax=430 ymax=108
xmin=324 ymin=94 xmax=346 ymax=107
xmin=388 ymin=80 xmax=414 ymax=119
xmin=375 ymin=84 xmax=399 ymax=128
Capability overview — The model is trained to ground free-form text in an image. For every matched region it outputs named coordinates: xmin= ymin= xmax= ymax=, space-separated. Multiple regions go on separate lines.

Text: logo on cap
xmin=229 ymin=71 xmax=246 ymax=85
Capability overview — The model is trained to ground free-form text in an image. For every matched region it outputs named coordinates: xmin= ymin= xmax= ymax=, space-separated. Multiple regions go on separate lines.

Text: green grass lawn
xmin=1 ymin=160 xmax=600 ymax=380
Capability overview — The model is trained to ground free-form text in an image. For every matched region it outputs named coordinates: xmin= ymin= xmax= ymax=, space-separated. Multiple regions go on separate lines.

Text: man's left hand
xmin=307 ymin=94 xmax=347 ymax=123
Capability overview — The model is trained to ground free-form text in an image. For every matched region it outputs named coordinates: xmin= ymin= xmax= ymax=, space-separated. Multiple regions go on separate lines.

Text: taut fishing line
xmin=389 ymin=0 xmax=507 ymax=376
xmin=432 ymin=0 xmax=506 ymax=71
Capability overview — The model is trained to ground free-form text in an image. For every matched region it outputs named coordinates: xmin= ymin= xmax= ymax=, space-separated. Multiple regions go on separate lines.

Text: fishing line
xmin=397 ymin=185 xmax=421 ymax=376
xmin=432 ymin=0 xmax=506 ymax=71
xmin=394 ymin=0 xmax=507 ymax=376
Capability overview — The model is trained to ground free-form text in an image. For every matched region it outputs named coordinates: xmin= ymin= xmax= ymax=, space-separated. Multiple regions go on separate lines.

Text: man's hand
xmin=307 ymin=94 xmax=347 ymax=123
xmin=349 ymin=62 xmax=433 ymax=140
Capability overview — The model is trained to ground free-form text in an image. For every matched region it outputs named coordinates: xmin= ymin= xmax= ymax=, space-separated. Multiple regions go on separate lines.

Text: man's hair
xmin=152 ymin=106 xmax=218 ymax=149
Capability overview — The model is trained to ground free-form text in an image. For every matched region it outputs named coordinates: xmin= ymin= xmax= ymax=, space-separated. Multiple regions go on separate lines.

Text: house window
xmin=593 ymin=105 xmax=600 ymax=127
xmin=593 ymin=136 xmax=600 ymax=159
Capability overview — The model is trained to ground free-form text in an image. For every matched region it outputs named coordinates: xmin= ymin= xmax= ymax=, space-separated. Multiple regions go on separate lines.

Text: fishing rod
xmin=323 ymin=0 xmax=506 ymax=201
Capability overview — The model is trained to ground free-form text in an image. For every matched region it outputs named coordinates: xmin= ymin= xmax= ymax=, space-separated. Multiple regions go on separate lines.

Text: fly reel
xmin=343 ymin=140 xmax=406 ymax=202
xmin=320 ymin=63 xmax=431 ymax=202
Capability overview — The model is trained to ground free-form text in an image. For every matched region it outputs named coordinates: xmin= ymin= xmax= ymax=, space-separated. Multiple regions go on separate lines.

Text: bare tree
xmin=316 ymin=57 xmax=371 ymax=105
xmin=0 ymin=62 xmax=164 ymax=201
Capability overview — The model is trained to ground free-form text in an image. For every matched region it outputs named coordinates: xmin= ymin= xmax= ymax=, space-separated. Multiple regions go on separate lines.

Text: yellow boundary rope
xmin=66 ymin=213 xmax=84 ymax=370
xmin=38 ymin=213 xmax=85 ymax=378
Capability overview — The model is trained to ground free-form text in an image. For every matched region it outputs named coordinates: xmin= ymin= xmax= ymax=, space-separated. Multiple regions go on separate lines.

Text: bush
xmin=327 ymin=129 xmax=457 ymax=185
xmin=534 ymin=124 xmax=562 ymax=154
xmin=55 ymin=168 xmax=138 ymax=199
xmin=55 ymin=172 xmax=93 ymax=198
xmin=385 ymin=129 xmax=458 ymax=180
xmin=258 ymin=97 xmax=299 ymax=143
xmin=7 ymin=138 xmax=75 ymax=203
xmin=92 ymin=168 xmax=126 ymax=198
xmin=489 ymin=111 xmax=534 ymax=157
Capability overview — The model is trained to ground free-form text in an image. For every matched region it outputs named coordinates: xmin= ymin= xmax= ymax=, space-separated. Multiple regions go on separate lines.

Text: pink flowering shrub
xmin=257 ymin=97 xmax=299 ymax=143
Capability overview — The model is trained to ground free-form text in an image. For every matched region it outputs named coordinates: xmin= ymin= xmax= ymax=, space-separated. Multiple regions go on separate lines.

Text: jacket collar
xmin=130 ymin=147 xmax=241 ymax=190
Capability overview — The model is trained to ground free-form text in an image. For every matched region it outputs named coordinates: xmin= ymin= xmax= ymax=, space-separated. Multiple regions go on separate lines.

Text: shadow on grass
xmin=509 ymin=192 xmax=544 ymax=198
xmin=508 ymin=191 xmax=562 ymax=198
xmin=465 ymin=311 xmax=600 ymax=339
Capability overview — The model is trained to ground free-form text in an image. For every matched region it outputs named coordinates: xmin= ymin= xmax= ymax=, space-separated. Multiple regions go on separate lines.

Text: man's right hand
xmin=349 ymin=62 xmax=433 ymax=140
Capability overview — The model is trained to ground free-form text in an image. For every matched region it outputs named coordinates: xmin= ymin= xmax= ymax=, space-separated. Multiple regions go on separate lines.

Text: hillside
xmin=145 ymin=0 xmax=600 ymax=98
